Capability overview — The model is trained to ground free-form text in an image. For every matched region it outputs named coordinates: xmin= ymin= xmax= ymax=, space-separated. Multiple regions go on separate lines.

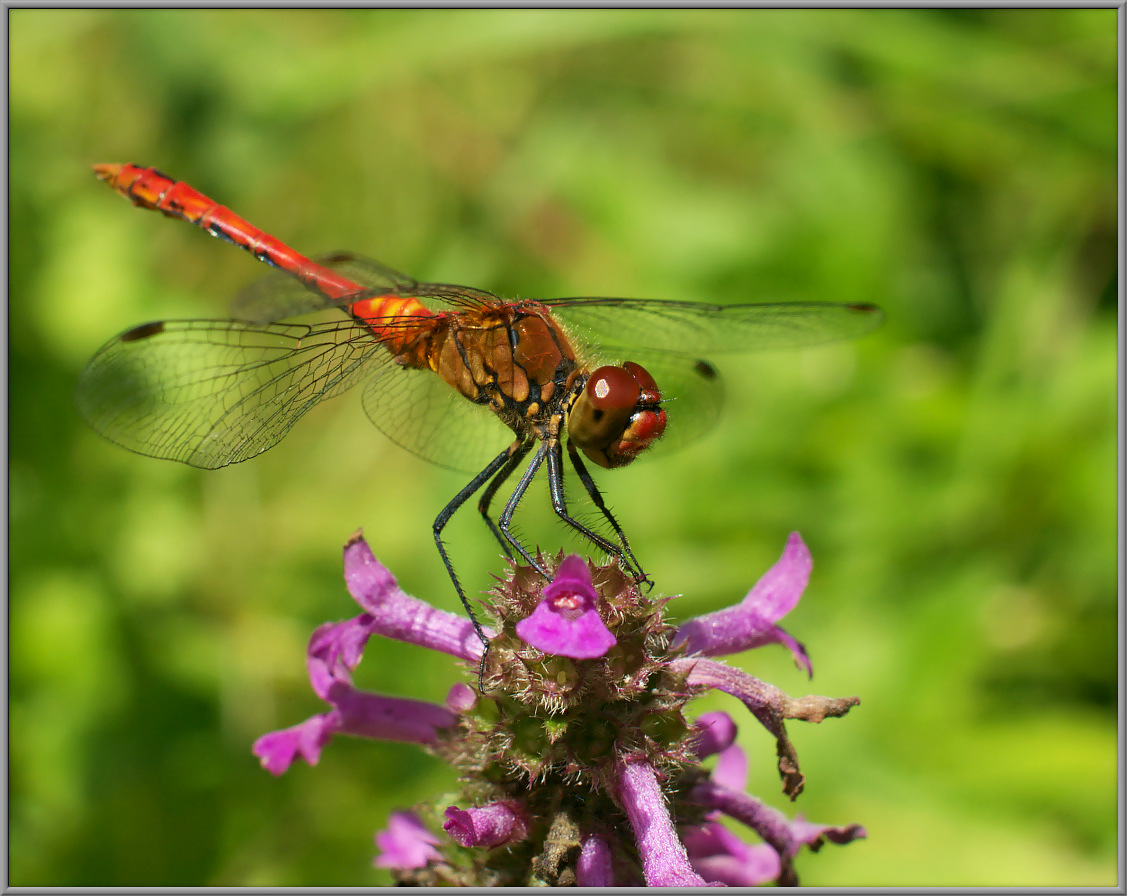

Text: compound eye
xmin=568 ymin=366 xmax=640 ymax=460
xmin=568 ymin=363 xmax=666 ymax=469
xmin=622 ymin=361 xmax=658 ymax=394
xmin=585 ymin=365 xmax=641 ymax=411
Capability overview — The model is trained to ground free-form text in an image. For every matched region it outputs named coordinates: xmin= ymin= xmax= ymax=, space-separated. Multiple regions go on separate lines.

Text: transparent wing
xmin=361 ymin=361 xmax=513 ymax=474
xmin=75 ymin=318 xmax=386 ymax=469
xmin=545 ymin=297 xmax=884 ymax=355
xmin=230 ymin=252 xmax=501 ymax=323
xmin=229 ymin=252 xmax=418 ymax=322
xmin=545 ymin=296 xmax=882 ymax=460
xmin=76 ymin=313 xmax=518 ymax=474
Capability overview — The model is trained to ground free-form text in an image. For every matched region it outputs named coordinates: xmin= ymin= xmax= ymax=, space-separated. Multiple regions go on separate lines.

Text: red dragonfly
xmin=77 ymin=164 xmax=882 ymax=645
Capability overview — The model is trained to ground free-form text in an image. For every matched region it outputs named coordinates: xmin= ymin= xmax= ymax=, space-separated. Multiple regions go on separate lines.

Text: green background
xmin=9 ymin=9 xmax=1118 ymax=887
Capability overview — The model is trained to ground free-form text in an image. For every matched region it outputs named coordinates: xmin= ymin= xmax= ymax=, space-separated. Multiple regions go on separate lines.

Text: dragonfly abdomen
xmin=349 ymin=293 xmax=434 ymax=355
xmin=94 ymin=163 xmax=373 ymax=304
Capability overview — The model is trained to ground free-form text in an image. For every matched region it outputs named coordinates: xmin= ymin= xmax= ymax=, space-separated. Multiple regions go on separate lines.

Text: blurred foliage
xmin=8 ymin=8 xmax=1117 ymax=887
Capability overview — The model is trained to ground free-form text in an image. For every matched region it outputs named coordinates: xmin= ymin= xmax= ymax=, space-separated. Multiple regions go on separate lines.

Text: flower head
xmin=256 ymin=531 xmax=865 ymax=886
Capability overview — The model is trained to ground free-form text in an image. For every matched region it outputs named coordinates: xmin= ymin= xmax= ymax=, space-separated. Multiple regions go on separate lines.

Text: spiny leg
xmin=476 ymin=440 xmax=533 ymax=560
xmin=542 ymin=439 xmax=639 ymax=566
xmin=496 ymin=443 xmax=553 ymax=574
xmin=434 ymin=443 xmax=523 ymax=691
xmin=566 ymin=442 xmax=649 ymax=586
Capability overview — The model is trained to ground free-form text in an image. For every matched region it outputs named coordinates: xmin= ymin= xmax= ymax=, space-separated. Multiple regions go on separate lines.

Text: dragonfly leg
xmin=433 ymin=443 xmax=526 ymax=656
xmin=541 ymin=441 xmax=644 ymax=575
xmin=565 ymin=443 xmax=649 ymax=587
xmin=476 ymin=442 xmax=534 ymax=560
xmin=495 ymin=443 xmax=554 ymax=575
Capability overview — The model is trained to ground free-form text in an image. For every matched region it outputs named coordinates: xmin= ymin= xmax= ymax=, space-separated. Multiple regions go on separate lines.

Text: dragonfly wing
xmin=360 ymin=356 xmax=512 ymax=474
xmin=230 ymin=252 xmax=420 ymax=323
xmin=75 ymin=319 xmax=379 ymax=469
xmin=230 ymin=253 xmax=504 ymax=323
xmin=640 ymin=351 xmax=725 ymax=454
xmin=546 ymin=297 xmax=884 ymax=356
xmin=548 ymin=298 xmax=883 ymax=460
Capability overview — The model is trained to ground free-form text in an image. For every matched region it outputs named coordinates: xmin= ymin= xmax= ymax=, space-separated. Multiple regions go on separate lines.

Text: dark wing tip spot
xmin=694 ymin=360 xmax=718 ymax=380
xmin=848 ymin=303 xmax=883 ymax=315
xmin=121 ymin=321 xmax=165 ymax=342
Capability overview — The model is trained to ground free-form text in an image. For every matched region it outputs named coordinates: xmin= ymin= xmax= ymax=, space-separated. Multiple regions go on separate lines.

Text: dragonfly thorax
xmin=567 ymin=362 xmax=667 ymax=469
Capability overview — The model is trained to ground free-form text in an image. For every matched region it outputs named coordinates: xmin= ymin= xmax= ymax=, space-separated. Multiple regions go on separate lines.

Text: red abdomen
xmin=94 ymin=164 xmax=431 ymax=348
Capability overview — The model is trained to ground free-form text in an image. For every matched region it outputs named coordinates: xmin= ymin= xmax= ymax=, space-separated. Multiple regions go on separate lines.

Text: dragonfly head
xmin=568 ymin=362 xmax=667 ymax=469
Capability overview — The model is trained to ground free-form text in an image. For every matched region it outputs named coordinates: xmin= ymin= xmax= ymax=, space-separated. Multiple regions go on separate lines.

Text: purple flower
xmin=374 ymin=811 xmax=440 ymax=870
xmin=576 ymin=833 xmax=614 ymax=886
xmin=670 ymin=656 xmax=859 ymax=798
xmin=672 ymin=532 xmax=813 ymax=676
xmin=443 ymin=801 xmax=530 ymax=848
xmin=255 ymin=531 xmax=864 ymax=886
xmin=682 ymin=821 xmax=782 ymax=887
xmin=515 ymin=555 xmax=616 ymax=659
xmin=689 ymin=776 xmax=866 ymax=885
xmin=614 ymin=758 xmax=712 ymax=887
xmin=252 ymin=534 xmax=492 ymax=774
xmin=710 ymin=741 xmax=748 ymax=791
xmin=444 ymin=682 xmax=477 ymax=713
xmin=692 ymin=710 xmax=738 ymax=759
xmin=340 ymin=533 xmax=489 ymax=661
xmin=252 ymin=615 xmax=459 ymax=774
xmin=678 ymin=712 xmax=865 ymax=885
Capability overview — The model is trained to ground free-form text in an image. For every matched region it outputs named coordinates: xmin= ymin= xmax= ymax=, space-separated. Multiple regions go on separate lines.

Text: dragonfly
xmin=77 ymin=164 xmax=882 ymax=647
